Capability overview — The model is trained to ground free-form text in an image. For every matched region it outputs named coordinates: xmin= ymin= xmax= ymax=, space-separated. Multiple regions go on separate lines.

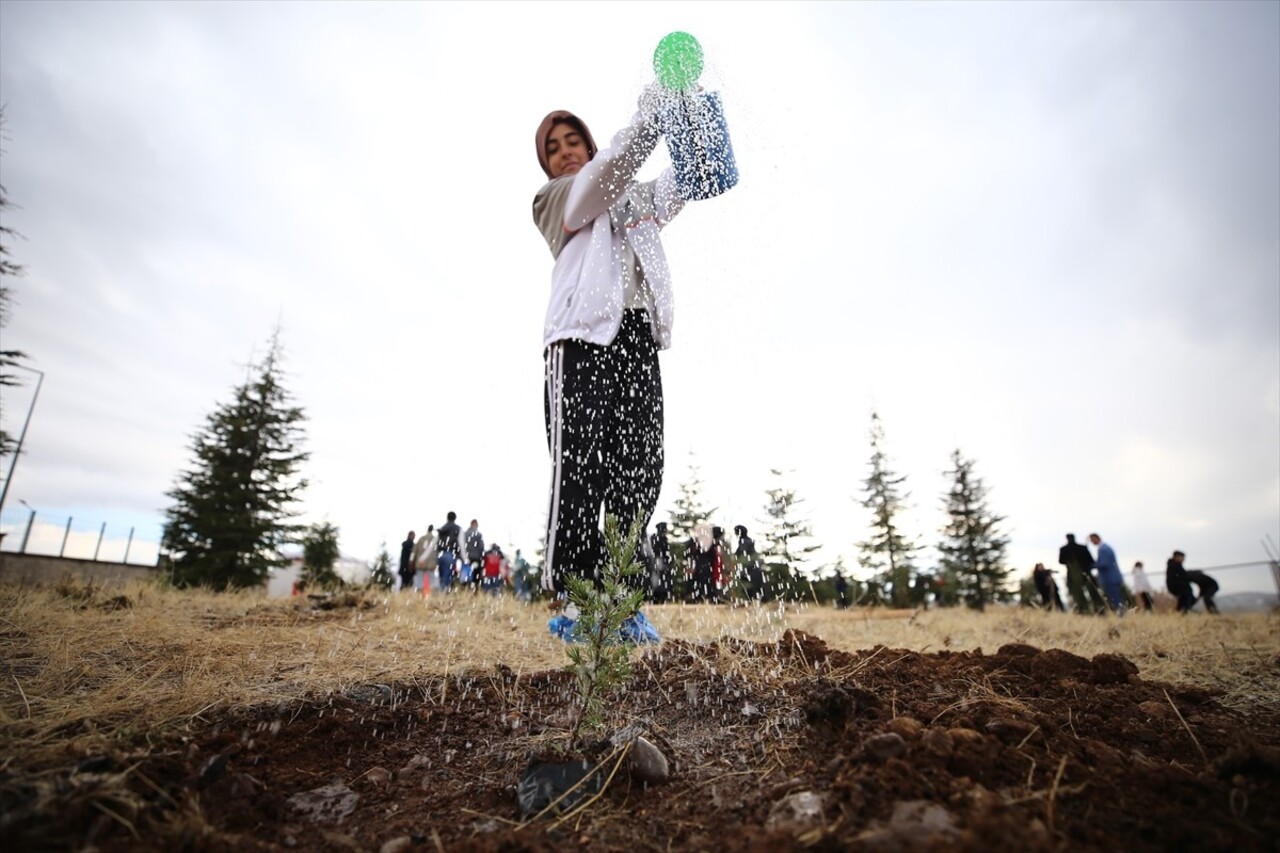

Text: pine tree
xmin=937 ymin=449 xmax=1011 ymax=610
xmin=759 ymin=468 xmax=822 ymax=602
xmin=1 ymin=109 xmax=30 ymax=461
xmin=368 ymin=542 xmax=394 ymax=589
xmin=856 ymin=412 xmax=920 ymax=608
xmin=301 ymin=520 xmax=342 ymax=590
xmin=161 ymin=332 xmax=309 ymax=590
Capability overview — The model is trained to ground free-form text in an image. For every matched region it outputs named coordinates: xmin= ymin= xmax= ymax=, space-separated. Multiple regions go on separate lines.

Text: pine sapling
xmin=564 ymin=514 xmax=647 ymax=746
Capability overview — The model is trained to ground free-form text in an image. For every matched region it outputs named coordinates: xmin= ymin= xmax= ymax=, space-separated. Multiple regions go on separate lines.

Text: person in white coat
xmin=1131 ymin=561 xmax=1154 ymax=611
xmin=533 ymin=100 xmax=687 ymax=594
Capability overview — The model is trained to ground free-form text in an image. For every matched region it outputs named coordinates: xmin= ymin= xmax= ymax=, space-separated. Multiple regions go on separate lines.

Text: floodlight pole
xmin=0 ymin=364 xmax=45 ymax=518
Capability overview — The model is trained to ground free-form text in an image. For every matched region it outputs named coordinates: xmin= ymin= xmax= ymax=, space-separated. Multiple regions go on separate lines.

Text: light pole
xmin=18 ymin=498 xmax=36 ymax=553
xmin=0 ymin=364 xmax=45 ymax=518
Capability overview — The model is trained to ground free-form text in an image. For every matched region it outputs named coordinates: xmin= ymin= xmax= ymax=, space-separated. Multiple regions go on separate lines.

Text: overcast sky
xmin=1 ymin=1 xmax=1276 ymax=595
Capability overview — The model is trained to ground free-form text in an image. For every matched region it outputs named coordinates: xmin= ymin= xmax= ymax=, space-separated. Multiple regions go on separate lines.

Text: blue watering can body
xmin=660 ymin=90 xmax=739 ymax=202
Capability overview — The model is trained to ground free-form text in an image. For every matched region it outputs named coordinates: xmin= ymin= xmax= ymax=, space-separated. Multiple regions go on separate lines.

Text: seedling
xmin=564 ymin=514 xmax=648 ymax=746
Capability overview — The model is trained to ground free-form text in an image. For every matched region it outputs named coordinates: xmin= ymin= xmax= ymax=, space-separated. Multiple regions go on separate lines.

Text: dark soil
xmin=4 ymin=630 xmax=1278 ymax=852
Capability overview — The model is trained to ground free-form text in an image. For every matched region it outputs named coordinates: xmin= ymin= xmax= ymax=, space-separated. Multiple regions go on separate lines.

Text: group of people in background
xmin=389 ymin=515 xmax=766 ymax=606
xmin=396 ymin=512 xmax=534 ymax=600
xmin=645 ymin=521 xmax=766 ymax=604
xmin=1031 ymin=533 xmax=1220 ymax=615
xmin=394 ymin=517 xmax=1224 ymax=616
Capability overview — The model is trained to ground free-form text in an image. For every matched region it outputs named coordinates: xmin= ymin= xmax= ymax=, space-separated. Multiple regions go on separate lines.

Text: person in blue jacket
xmin=1089 ymin=532 xmax=1124 ymax=612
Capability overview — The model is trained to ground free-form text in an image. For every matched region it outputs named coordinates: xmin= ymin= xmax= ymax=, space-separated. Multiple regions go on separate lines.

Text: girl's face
xmin=546 ymin=122 xmax=589 ymax=178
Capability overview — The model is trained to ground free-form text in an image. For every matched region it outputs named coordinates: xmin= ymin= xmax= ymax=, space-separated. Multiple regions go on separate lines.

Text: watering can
xmin=653 ymin=32 xmax=739 ymax=202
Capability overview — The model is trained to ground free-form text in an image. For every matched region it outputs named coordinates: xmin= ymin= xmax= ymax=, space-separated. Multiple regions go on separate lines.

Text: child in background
xmin=1130 ymin=561 xmax=1154 ymax=611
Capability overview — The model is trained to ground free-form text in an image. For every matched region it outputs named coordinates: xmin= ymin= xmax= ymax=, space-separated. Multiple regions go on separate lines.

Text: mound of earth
xmin=3 ymin=630 xmax=1277 ymax=851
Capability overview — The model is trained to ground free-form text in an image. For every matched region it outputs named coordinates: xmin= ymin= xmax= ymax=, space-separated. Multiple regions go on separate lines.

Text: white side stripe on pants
xmin=543 ymin=344 xmax=564 ymax=592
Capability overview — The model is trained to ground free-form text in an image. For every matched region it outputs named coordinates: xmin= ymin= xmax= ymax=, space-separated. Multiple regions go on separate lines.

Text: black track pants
xmin=543 ymin=311 xmax=664 ymax=592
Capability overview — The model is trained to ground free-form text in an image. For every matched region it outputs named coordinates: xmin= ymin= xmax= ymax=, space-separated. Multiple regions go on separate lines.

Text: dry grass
xmin=1 ymin=580 xmax=1276 ymax=769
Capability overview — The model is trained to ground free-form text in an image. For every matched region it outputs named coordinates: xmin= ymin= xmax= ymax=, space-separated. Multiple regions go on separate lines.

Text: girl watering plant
xmin=532 ymin=33 xmax=736 ymax=599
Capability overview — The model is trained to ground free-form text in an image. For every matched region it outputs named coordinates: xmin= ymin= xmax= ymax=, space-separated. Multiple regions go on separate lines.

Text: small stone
xmin=766 ymin=790 xmax=824 ymax=833
xmin=345 ymin=684 xmax=394 ymax=706
xmin=287 ymin=782 xmax=359 ymax=824
xmin=363 ymin=766 xmax=392 ymax=787
xmin=864 ymin=732 xmax=907 ymax=762
xmin=398 ymin=754 xmax=430 ymax=777
xmin=920 ymin=728 xmax=954 ymax=758
xmin=380 ymin=837 xmax=412 ymax=853
xmin=886 ymin=716 xmax=923 ymax=740
xmin=626 ymin=736 xmax=670 ymax=785
xmin=857 ymin=800 xmax=958 ymax=851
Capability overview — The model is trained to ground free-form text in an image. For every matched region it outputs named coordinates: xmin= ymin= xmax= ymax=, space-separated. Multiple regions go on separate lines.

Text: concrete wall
xmin=0 ymin=551 xmax=162 ymax=587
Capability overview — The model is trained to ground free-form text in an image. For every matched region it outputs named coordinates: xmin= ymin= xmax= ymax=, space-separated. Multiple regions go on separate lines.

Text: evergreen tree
xmin=301 ymin=520 xmax=342 ymax=590
xmin=759 ymin=468 xmax=822 ymax=601
xmin=1 ymin=109 xmax=30 ymax=461
xmin=856 ymin=412 xmax=920 ymax=608
xmin=937 ymin=449 xmax=1012 ymax=610
xmin=368 ymin=541 xmax=394 ymax=590
xmin=161 ymin=332 xmax=309 ymax=590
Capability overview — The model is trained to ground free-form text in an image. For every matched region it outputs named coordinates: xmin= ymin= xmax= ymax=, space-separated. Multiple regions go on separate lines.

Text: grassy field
xmin=1 ymin=580 xmax=1276 ymax=769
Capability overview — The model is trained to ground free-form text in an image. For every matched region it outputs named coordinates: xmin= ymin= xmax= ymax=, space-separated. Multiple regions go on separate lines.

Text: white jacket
xmin=533 ymin=111 xmax=686 ymax=351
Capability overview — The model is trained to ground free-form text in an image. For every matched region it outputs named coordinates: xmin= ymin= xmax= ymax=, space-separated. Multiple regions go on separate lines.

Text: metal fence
xmin=0 ymin=509 xmax=162 ymax=566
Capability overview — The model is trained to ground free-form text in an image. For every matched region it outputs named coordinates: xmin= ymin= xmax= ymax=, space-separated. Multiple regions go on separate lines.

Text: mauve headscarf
xmin=535 ymin=110 xmax=598 ymax=179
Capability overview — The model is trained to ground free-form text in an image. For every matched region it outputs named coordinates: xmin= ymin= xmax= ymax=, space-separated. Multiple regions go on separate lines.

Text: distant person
xmin=1089 ymin=533 xmax=1124 ymax=612
xmin=465 ymin=520 xmax=485 ymax=593
xmin=413 ymin=525 xmax=437 ymax=592
xmin=834 ymin=571 xmax=850 ymax=609
xmin=1185 ymin=568 xmax=1220 ymax=614
xmin=689 ymin=525 xmax=715 ymax=603
xmin=511 ymin=549 xmax=533 ymax=601
xmin=1033 ymin=563 xmax=1066 ymax=611
xmin=734 ymin=525 xmax=764 ymax=602
xmin=650 ymin=523 xmax=674 ymax=603
xmin=1166 ymin=550 xmax=1195 ymax=613
xmin=482 ymin=542 xmax=506 ymax=595
xmin=1058 ymin=533 xmax=1105 ymax=614
xmin=398 ymin=531 xmax=416 ymax=592
xmin=436 ymin=512 xmax=462 ymax=591
xmin=711 ymin=526 xmax=727 ymax=602
xmin=1130 ymin=561 xmax=1154 ymax=611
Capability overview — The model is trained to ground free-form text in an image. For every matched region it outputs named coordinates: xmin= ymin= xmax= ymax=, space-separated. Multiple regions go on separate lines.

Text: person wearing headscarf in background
xmin=413 ymin=524 xmax=437 ymax=593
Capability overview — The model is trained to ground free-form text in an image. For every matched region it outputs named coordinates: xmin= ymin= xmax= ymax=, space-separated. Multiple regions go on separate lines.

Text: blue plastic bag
xmin=548 ymin=611 xmax=661 ymax=645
